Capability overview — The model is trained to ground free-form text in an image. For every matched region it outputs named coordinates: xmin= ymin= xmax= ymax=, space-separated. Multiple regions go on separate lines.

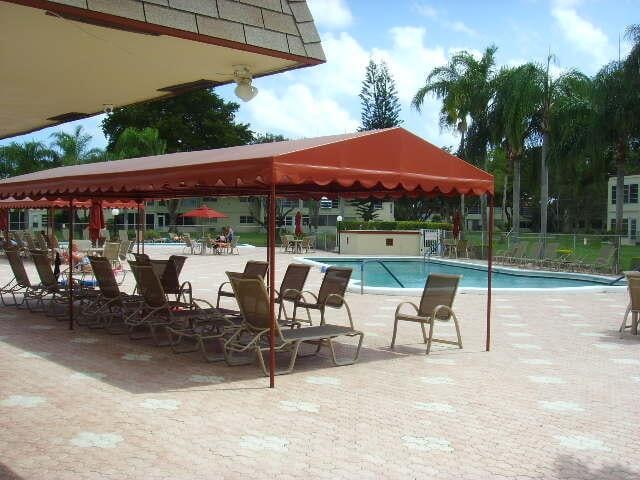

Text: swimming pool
xmin=301 ymin=257 xmax=625 ymax=292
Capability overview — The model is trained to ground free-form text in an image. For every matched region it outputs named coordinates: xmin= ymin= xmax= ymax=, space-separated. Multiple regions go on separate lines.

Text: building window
xmin=240 ymin=216 xmax=255 ymax=224
xmin=611 ymin=185 xmax=616 ymax=204
xmin=386 ymin=238 xmax=394 ymax=246
xmin=372 ymin=200 xmax=383 ymax=210
xmin=624 ymin=185 xmax=630 ymax=203
xmin=631 ymin=218 xmax=637 ymax=240
xmin=202 ymin=197 xmax=217 ymax=202
xmin=318 ymin=215 xmax=338 ymax=226
xmin=283 ymin=216 xmax=293 ymax=226
xmin=320 ymin=198 xmax=334 ymax=209
xmin=279 ymin=199 xmax=298 ymax=209
xmin=631 ymin=184 xmax=638 ymax=204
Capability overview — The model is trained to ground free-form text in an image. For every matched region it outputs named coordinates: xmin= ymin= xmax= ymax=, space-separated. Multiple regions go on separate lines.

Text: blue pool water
xmin=306 ymin=258 xmax=621 ymax=289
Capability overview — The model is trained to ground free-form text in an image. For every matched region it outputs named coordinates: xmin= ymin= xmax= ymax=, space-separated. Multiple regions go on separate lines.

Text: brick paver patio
xmin=0 ymin=246 xmax=638 ymax=479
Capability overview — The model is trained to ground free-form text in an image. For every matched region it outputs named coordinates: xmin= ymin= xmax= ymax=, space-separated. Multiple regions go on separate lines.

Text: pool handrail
xmin=359 ymin=259 xmax=405 ymax=293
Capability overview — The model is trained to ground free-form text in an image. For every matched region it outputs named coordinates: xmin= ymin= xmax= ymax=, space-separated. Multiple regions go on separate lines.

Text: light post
xmin=336 ymin=215 xmax=343 ymax=254
xmin=111 ymin=208 xmax=119 ymax=239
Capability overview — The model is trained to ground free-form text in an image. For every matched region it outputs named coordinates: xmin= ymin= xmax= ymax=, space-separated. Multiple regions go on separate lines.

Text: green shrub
xmin=337 ymin=220 xmax=452 ymax=231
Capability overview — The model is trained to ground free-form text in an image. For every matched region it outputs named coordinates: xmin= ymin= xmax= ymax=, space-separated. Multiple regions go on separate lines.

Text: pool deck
xmin=0 ymin=246 xmax=639 ymax=479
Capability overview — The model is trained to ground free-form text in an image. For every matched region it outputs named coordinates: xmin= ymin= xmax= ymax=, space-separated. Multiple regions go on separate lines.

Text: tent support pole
xmin=268 ymin=185 xmax=276 ymax=388
xmin=141 ymin=202 xmax=146 ymax=255
xmin=68 ymin=201 xmax=75 ymax=330
xmin=486 ymin=193 xmax=494 ymax=351
xmin=136 ymin=204 xmax=142 ymax=254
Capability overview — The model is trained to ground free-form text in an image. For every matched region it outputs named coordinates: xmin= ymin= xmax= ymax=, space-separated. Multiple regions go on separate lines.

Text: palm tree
xmin=50 ymin=125 xmax=103 ymax=165
xmin=591 ymin=59 xmax=638 ymax=234
xmin=112 ymin=127 xmax=167 ymax=159
xmin=526 ymin=56 xmax=590 ymax=234
xmin=413 ymin=46 xmax=498 ymax=229
xmin=0 ymin=140 xmax=56 ymax=177
xmin=413 ymin=53 xmax=470 ymax=156
xmin=490 ymin=64 xmax=540 ymax=235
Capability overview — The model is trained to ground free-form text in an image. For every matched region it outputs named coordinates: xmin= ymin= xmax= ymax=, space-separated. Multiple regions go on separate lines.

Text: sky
xmin=1 ymin=0 xmax=636 ymax=151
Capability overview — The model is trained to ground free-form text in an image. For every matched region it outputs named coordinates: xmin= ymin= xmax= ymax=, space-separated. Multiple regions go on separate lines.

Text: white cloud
xmin=240 ymin=27 xmax=460 ymax=148
xmin=447 ymin=20 xmax=477 ymax=37
xmin=246 ymin=83 xmax=358 ymax=138
xmin=307 ymin=0 xmax=353 ymax=29
xmin=414 ymin=2 xmax=438 ymax=18
xmin=551 ymin=3 xmax=613 ymax=67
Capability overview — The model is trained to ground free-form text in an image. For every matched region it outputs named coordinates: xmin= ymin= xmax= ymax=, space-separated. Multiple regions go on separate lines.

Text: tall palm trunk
xmin=512 ymin=154 xmax=521 ymax=236
xmin=540 ymin=131 xmax=550 ymax=235
xmin=502 ymin=175 xmax=509 ymax=227
xmin=615 ymin=140 xmax=627 ymax=234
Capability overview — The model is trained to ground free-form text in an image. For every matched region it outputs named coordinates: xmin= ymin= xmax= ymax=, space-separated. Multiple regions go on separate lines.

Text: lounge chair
xmin=456 ymin=239 xmax=470 ymax=259
xmin=620 ymin=272 xmax=640 ymax=337
xmin=505 ymin=241 xmax=529 ymax=265
xmin=117 ymin=239 xmax=131 ymax=263
xmin=566 ymin=244 xmax=616 ymax=273
xmin=29 ymin=249 xmax=82 ymax=317
xmin=127 ymin=264 xmax=223 ymax=346
xmin=216 ymin=260 xmax=269 ymax=307
xmin=83 ymin=256 xmax=142 ymax=331
xmin=1 ymin=248 xmax=37 ymax=308
xmin=519 ymin=241 xmax=542 ymax=265
xmin=536 ymin=242 xmax=560 ymax=269
xmin=274 ymin=263 xmax=311 ymax=323
xmin=102 ymin=242 xmax=121 ymax=268
xmin=224 ymin=275 xmax=364 ymax=375
xmin=495 ymin=243 xmax=518 ymax=263
xmin=292 ymin=266 xmax=353 ymax=326
xmin=391 ymin=273 xmax=462 ymax=354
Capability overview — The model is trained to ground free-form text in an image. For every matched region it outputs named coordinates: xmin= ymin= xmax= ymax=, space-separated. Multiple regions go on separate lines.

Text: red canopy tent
xmin=0 ymin=127 xmax=495 ymax=387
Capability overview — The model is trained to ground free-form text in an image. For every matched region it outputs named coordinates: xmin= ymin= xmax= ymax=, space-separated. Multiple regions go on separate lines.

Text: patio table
xmin=290 ymin=238 xmax=303 ymax=254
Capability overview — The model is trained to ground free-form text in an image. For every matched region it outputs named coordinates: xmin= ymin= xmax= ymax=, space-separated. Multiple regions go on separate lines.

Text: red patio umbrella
xmin=452 ymin=209 xmax=461 ymax=239
xmin=294 ymin=211 xmax=303 ymax=236
xmin=181 ymin=205 xmax=228 ymax=237
xmin=0 ymin=209 xmax=8 ymax=232
xmin=88 ymin=200 xmax=105 ymax=245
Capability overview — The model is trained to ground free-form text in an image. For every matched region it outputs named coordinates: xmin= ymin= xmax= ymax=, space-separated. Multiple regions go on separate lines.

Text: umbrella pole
xmin=486 ymin=193 xmax=494 ymax=351
xmin=68 ymin=201 xmax=74 ymax=331
xmin=268 ymin=186 xmax=276 ymax=388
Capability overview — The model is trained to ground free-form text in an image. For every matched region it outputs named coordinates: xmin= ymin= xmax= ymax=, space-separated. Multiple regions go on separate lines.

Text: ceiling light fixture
xmin=233 ymin=65 xmax=258 ymax=102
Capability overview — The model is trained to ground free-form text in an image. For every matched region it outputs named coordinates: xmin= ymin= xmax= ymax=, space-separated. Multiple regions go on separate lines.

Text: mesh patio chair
xmin=227 ymin=236 xmax=240 ymax=255
xmin=224 ymin=275 xmax=364 ymax=376
xmin=620 ymin=272 xmax=640 ymax=337
xmin=216 ymin=260 xmax=269 ymax=307
xmin=281 ymin=235 xmax=292 ymax=253
xmin=182 ymin=235 xmax=200 ymax=255
xmin=292 ymin=266 xmax=353 ymax=326
xmin=274 ymin=263 xmax=311 ymax=324
xmin=391 ymin=273 xmax=462 ymax=355
xmin=1 ymin=248 xmax=37 ymax=308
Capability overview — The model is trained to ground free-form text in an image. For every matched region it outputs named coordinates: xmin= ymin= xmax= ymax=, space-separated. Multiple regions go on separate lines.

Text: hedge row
xmin=337 ymin=221 xmax=452 ymax=231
